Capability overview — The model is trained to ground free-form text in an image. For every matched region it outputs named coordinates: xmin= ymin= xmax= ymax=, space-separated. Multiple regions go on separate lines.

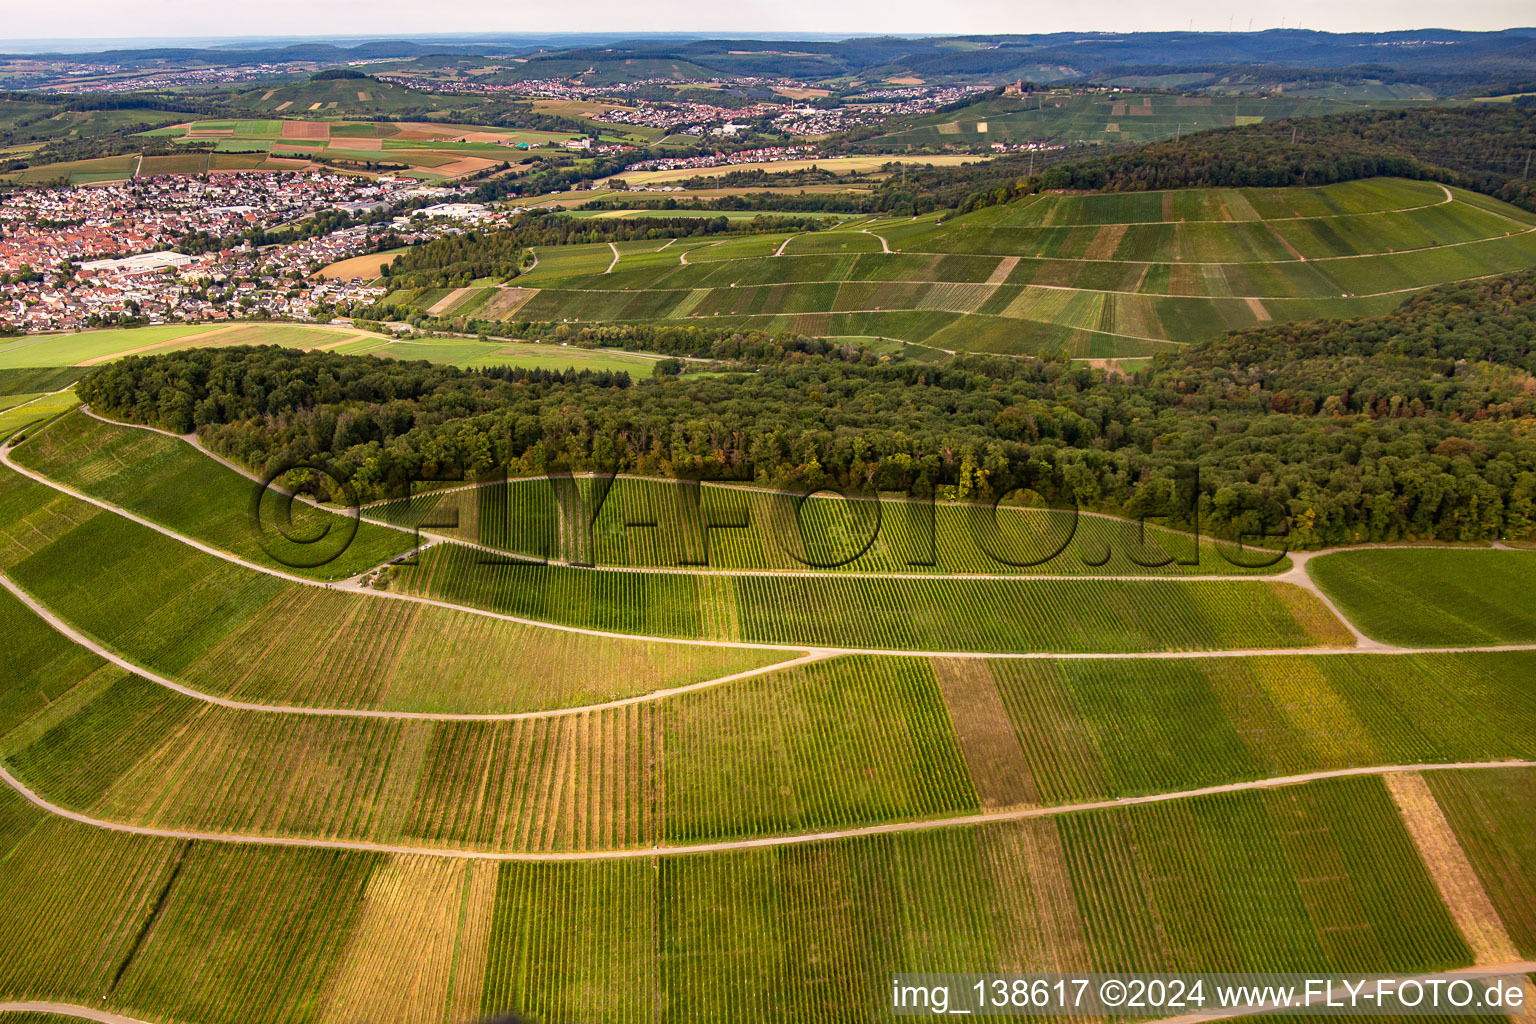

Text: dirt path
xmin=1385 ymin=772 xmax=1523 ymax=965
xmin=75 ymin=323 xmax=247 ymax=367
xmin=1 ymin=758 xmax=1531 ymax=862
xmin=862 ymin=228 xmax=892 ymax=253
xmin=0 ymin=1003 xmax=152 ymax=1024
xmin=605 ymin=241 xmax=620 ymax=273
xmin=773 ymin=235 xmax=796 ymax=256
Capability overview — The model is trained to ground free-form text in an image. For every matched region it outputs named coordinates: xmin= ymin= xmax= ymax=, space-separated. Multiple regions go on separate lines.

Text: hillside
xmin=857 ymin=89 xmax=1423 ymax=150
xmin=372 ymin=177 xmax=1536 ymax=357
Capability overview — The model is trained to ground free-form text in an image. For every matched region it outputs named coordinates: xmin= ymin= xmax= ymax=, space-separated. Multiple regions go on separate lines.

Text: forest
xmin=998 ymin=106 xmax=1536 ymax=214
xmin=77 ymin=269 xmax=1536 ymax=547
xmin=375 ymin=213 xmax=833 ymax=291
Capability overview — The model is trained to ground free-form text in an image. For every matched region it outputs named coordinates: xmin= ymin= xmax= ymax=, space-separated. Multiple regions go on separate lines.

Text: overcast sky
xmin=6 ymin=0 xmax=1532 ymax=47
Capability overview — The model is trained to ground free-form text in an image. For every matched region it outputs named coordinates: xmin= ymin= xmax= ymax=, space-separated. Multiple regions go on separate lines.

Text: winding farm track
xmin=11 ymin=417 xmax=1536 ymax=668
xmin=862 ymin=227 xmax=892 ymax=253
xmin=1 ymin=758 xmax=1532 ymax=862
xmin=0 ymin=1004 xmax=151 ymax=1024
xmin=605 ymin=240 xmax=620 ymax=273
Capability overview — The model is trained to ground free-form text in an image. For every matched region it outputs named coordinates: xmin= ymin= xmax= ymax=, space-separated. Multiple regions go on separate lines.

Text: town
xmin=0 ymin=172 xmax=501 ymax=332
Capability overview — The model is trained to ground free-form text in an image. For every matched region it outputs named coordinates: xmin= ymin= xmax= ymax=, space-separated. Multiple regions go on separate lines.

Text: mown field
xmin=0 ymin=321 xmax=679 ymax=376
xmin=1309 ymin=548 xmax=1536 ymax=646
xmin=0 ymin=769 xmax=1494 ymax=1023
xmin=434 ymin=178 xmax=1536 ymax=357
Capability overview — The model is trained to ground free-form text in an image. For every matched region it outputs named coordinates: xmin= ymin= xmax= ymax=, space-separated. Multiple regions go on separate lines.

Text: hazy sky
xmin=6 ymin=0 xmax=1531 ymax=46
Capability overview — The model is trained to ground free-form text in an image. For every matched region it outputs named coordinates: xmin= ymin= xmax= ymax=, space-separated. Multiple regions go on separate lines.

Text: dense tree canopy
xmin=984 ymin=106 xmax=1536 ymax=214
xmin=80 ymin=270 xmax=1536 ymax=547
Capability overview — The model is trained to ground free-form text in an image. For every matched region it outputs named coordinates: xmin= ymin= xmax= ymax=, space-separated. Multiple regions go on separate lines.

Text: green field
xmin=0 ymin=390 xmax=79 ymax=442
xmin=12 ymin=409 xmax=414 ymax=580
xmin=871 ymin=91 xmax=1432 ymax=148
xmin=0 ymin=769 xmax=1484 ymax=1023
xmin=439 ymin=179 xmax=1536 ymax=357
xmin=8 ymin=554 xmax=1536 ymax=852
xmin=401 ymin=541 xmax=1348 ymax=651
xmin=375 ymin=474 xmax=1290 ymax=576
xmin=0 ymin=464 xmax=785 ymax=713
xmin=1309 ymin=548 xmax=1536 ymax=646
xmin=0 ymin=322 xmax=686 ymax=377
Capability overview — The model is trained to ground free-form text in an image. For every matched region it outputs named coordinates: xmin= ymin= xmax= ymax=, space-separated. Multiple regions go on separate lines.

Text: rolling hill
xmin=384 ymin=177 xmax=1536 ymax=358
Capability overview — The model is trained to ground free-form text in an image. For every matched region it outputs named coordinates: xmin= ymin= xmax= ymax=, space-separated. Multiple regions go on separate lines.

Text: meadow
xmin=1309 ymin=548 xmax=1536 ymax=646
xmin=447 ymin=178 xmax=1536 ymax=357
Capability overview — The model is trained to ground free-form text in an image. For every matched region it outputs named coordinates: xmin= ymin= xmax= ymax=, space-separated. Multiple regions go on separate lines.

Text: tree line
xmin=977 ymin=106 xmax=1536 ymax=215
xmin=79 ymin=269 xmax=1536 ymax=547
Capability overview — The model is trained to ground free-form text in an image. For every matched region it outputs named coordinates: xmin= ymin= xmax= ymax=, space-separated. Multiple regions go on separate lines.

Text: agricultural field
xmin=1308 ymin=548 xmax=1536 ymax=646
xmin=399 ymin=541 xmax=1350 ymax=651
xmin=375 ymin=473 xmax=1292 ymax=576
xmin=444 ymin=178 xmax=1536 ymax=357
xmin=135 ymin=116 xmax=626 ymax=180
xmin=0 ymin=321 xmax=679 ymax=376
xmin=4 ymin=62 xmax=1536 ymax=1019
xmin=0 ymin=755 xmax=1500 ymax=1023
xmin=0 ymin=465 xmax=783 ymax=714
xmin=10 ymin=408 xmax=414 ymax=580
xmin=869 ymin=90 xmax=1433 ymax=149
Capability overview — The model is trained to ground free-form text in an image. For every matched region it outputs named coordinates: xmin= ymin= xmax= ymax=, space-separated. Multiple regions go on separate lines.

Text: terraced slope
xmin=443 ymin=179 xmax=1536 ymax=357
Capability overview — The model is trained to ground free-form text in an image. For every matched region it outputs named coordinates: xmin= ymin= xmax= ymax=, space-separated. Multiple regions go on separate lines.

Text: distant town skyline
xmin=5 ymin=0 xmax=1532 ymax=49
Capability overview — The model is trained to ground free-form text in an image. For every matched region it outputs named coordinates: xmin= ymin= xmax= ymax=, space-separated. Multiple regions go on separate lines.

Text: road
xmin=1 ymin=758 xmax=1530 ymax=862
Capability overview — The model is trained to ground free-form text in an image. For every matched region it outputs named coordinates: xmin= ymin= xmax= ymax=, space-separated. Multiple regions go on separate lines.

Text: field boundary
xmin=17 ymin=421 xmax=1536 ymax=660
xmin=0 ymin=758 xmax=1530 ymax=862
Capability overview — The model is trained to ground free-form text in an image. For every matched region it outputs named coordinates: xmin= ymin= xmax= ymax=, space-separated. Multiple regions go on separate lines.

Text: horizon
xmin=4 ymin=3 xmax=1534 ymax=52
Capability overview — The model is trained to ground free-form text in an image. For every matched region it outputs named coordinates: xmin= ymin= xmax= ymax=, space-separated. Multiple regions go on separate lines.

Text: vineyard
xmin=428 ymin=179 xmax=1536 ymax=357
xmin=375 ymin=473 xmax=1290 ymax=576
xmin=0 ymin=764 xmax=1499 ymax=1024
xmin=1309 ymin=548 xmax=1536 ymax=646
xmin=0 ymin=467 xmax=788 ymax=714
xmin=13 ymin=409 xmax=412 ymax=581
xmin=400 ymin=541 xmax=1348 ymax=652
xmin=8 ymin=545 xmax=1536 ymax=855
